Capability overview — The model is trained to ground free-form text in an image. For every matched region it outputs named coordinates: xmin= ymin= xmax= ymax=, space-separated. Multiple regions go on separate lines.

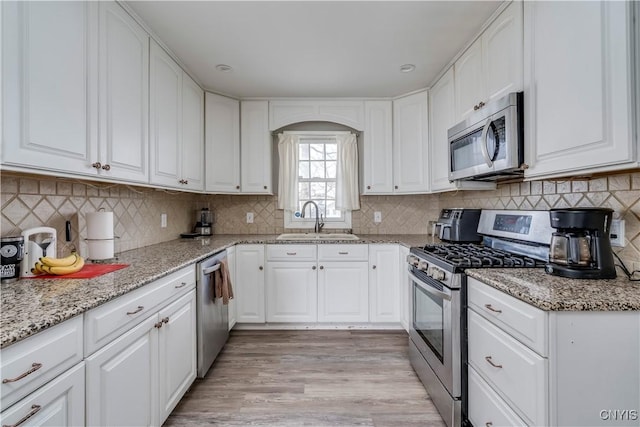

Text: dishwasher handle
xmin=202 ymin=263 xmax=221 ymax=275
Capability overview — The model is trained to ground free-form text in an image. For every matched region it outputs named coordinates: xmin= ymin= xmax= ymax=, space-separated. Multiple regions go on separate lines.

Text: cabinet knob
xmin=372 ymin=265 xmax=377 ymax=270
xmin=92 ymin=162 xmax=102 ymax=170
xmin=101 ymin=164 xmax=111 ymax=171
xmin=184 ymin=180 xmax=188 ymax=185
xmin=367 ymin=185 xmax=371 ymax=190
xmin=312 ymin=266 xmax=316 ymax=270
xmin=154 ymin=321 xmax=163 ymax=329
xmin=259 ymin=266 xmax=263 ymax=271
xmin=263 ymin=185 xmax=267 ymax=190
xmin=473 ymin=104 xmax=479 ymax=111
xmin=236 ymin=185 xmax=240 ymax=190
xmin=394 ymin=185 xmax=398 ymax=190
xmin=478 ymin=101 xmax=485 ymax=108
xmin=162 ymin=317 xmax=169 ymax=324
xmin=319 ymin=265 xmax=324 ymax=270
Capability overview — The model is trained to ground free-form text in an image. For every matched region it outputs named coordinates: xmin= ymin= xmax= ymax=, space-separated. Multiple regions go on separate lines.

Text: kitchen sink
xmin=276 ymin=233 xmax=359 ymax=241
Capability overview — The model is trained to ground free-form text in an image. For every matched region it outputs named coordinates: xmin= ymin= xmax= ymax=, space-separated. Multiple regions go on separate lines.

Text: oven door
xmin=408 ymin=268 xmax=460 ymax=397
xmin=448 ymin=104 xmax=519 ymax=181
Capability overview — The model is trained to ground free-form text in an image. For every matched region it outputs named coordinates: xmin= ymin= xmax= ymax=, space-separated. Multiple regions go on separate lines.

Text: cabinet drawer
xmin=0 ymin=316 xmax=83 ymax=411
xmin=318 ymin=244 xmax=368 ymax=261
xmin=468 ymin=277 xmax=547 ymax=355
xmin=84 ymin=265 xmax=195 ymax=356
xmin=468 ymin=310 xmax=547 ymax=426
xmin=266 ymin=244 xmax=316 ymax=261
xmin=468 ymin=365 xmax=527 ymax=427
xmin=0 ymin=361 xmax=85 ymax=427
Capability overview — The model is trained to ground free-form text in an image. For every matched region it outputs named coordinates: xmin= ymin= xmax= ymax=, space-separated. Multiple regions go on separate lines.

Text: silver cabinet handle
xmin=175 ymin=282 xmax=188 ymax=289
xmin=286 ymin=252 xmax=297 ymax=256
xmin=338 ymin=251 xmax=349 ymax=255
xmin=2 ymin=363 xmax=43 ymax=383
xmin=484 ymin=304 xmax=502 ymax=313
xmin=485 ymin=356 xmax=502 ymax=369
xmin=126 ymin=306 xmax=144 ymax=315
xmin=3 ymin=404 xmax=42 ymax=427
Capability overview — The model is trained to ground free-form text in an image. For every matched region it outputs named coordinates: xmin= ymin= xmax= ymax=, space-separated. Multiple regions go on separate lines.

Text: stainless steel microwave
xmin=448 ymin=92 xmax=524 ymax=182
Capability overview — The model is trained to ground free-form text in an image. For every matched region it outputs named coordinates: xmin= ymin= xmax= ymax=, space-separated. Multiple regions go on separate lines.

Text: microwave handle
xmin=480 ymin=118 xmax=494 ymax=168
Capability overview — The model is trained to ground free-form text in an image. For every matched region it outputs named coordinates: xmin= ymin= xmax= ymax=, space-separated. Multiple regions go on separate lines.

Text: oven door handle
xmin=408 ymin=271 xmax=452 ymax=301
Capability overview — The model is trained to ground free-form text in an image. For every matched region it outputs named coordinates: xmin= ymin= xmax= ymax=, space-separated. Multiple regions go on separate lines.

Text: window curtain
xmin=335 ymin=133 xmax=360 ymax=211
xmin=277 ymin=133 xmax=299 ymax=211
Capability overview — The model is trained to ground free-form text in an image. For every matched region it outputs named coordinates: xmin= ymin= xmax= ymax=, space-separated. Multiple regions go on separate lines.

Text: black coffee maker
xmin=545 ymin=208 xmax=616 ymax=279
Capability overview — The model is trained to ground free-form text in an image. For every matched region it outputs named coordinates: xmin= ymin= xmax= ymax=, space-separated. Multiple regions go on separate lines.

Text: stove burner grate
xmin=421 ymin=243 xmax=544 ymax=268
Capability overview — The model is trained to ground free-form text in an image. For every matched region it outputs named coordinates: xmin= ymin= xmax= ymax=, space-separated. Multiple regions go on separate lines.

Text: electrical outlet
xmin=246 ymin=212 xmax=254 ymax=224
xmin=160 ymin=213 xmax=167 ymax=228
xmin=374 ymin=211 xmax=382 ymax=223
xmin=610 ymin=219 xmax=625 ymax=247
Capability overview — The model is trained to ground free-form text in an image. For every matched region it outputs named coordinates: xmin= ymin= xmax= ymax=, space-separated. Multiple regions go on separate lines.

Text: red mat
xmin=27 ymin=263 xmax=129 ymax=279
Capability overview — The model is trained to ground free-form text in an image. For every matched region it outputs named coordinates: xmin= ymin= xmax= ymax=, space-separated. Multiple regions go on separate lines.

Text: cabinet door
xmin=86 ymin=315 xmax=158 ymax=427
xmin=392 ymin=91 xmax=429 ymax=193
xmin=482 ymin=2 xmax=523 ymax=104
xmin=368 ymin=245 xmax=400 ymax=323
xmin=205 ymin=93 xmax=241 ymax=193
xmin=149 ymin=41 xmax=182 ymax=188
xmin=180 ymin=74 xmax=204 ymax=191
xmin=98 ymin=1 xmax=148 ymax=183
xmin=1 ymin=1 xmax=99 ymax=175
xmin=235 ymin=245 xmax=266 ymax=323
xmin=454 ymin=39 xmax=484 ymax=120
xmin=398 ymin=245 xmax=410 ymax=332
xmin=318 ymin=262 xmax=368 ymax=322
xmin=362 ymin=101 xmax=394 ymax=194
xmin=226 ymin=246 xmax=237 ymax=330
xmin=158 ymin=291 xmax=196 ymax=423
xmin=0 ymin=362 xmax=85 ymax=427
xmin=240 ymin=101 xmax=272 ymax=194
xmin=524 ymin=1 xmax=634 ymax=178
xmin=266 ymin=262 xmax=317 ymax=322
xmin=429 ymin=68 xmax=457 ymax=192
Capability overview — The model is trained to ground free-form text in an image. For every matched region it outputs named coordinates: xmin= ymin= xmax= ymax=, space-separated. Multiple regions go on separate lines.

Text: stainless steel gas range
xmin=407 ymin=209 xmax=553 ymax=427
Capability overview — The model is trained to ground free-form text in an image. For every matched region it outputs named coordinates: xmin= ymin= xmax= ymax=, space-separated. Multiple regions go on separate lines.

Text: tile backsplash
xmin=2 ymin=170 xmax=638 ymax=271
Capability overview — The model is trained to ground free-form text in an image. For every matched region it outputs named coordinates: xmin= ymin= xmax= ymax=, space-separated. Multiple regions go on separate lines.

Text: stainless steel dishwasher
xmin=196 ymin=250 xmax=229 ymax=378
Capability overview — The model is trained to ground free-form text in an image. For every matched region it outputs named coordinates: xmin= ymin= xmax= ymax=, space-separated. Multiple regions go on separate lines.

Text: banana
xmin=31 ymin=261 xmax=47 ymax=275
xmin=40 ymin=252 xmax=79 ymax=268
xmin=43 ymin=255 xmax=85 ymax=276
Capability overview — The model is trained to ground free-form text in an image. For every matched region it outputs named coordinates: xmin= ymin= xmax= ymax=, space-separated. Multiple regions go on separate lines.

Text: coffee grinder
xmin=193 ymin=208 xmax=214 ymax=236
xmin=545 ymin=208 xmax=617 ymax=279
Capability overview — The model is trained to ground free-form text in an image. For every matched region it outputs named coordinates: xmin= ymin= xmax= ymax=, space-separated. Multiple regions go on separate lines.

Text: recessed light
xmin=215 ymin=64 xmax=232 ymax=72
xmin=400 ymin=64 xmax=416 ymax=73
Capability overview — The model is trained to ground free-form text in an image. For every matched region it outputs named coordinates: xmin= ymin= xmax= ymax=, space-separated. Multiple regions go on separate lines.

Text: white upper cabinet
xmin=393 ymin=91 xmax=430 ymax=193
xmin=149 ymin=41 xmax=204 ymax=190
xmin=362 ymin=101 xmax=394 ymax=194
xmin=241 ymin=101 xmax=272 ymax=194
xmin=429 ymin=68 xmax=457 ymax=192
xmin=205 ymin=93 xmax=240 ymax=193
xmin=98 ymin=1 xmax=149 ymax=183
xmin=523 ymin=1 xmax=636 ymax=179
xmin=455 ymin=2 xmax=523 ymax=121
xmin=269 ymin=100 xmax=364 ymax=131
xmin=2 ymin=1 xmax=99 ymax=176
xmin=180 ymin=74 xmax=205 ymax=191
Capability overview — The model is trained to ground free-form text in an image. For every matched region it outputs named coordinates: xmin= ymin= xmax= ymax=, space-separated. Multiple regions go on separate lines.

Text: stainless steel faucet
xmin=300 ymin=201 xmax=325 ymax=233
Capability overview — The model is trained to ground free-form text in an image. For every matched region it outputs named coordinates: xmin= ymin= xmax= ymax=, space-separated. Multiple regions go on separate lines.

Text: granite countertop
xmin=0 ymin=234 xmax=430 ymax=348
xmin=466 ymin=268 xmax=640 ymax=311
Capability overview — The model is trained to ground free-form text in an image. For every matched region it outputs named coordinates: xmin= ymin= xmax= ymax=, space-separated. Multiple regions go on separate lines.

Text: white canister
xmin=87 ymin=239 xmax=114 ymax=260
xmin=86 ymin=212 xmax=114 ymax=240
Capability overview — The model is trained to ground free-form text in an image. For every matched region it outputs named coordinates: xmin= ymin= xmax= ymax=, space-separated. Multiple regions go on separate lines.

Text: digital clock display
xmin=493 ymin=214 xmax=532 ymax=235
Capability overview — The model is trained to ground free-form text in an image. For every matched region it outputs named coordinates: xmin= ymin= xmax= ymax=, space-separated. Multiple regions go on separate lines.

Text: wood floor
xmin=164 ymin=330 xmax=446 ymax=427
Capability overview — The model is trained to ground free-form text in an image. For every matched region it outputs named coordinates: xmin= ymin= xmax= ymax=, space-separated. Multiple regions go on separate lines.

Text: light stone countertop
xmin=466 ymin=268 xmax=640 ymax=311
xmin=0 ymin=234 xmax=430 ymax=348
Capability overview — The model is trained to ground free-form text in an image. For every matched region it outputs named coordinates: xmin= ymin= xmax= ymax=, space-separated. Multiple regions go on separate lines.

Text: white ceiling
xmin=125 ymin=1 xmax=503 ymax=99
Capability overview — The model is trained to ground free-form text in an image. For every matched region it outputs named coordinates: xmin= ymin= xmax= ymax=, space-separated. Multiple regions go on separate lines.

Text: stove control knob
xmin=418 ymin=261 xmax=429 ymax=271
xmin=431 ymin=268 xmax=446 ymax=281
xmin=406 ymin=255 xmax=420 ymax=267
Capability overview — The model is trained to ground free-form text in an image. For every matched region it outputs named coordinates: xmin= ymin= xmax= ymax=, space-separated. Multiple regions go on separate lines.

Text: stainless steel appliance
xmin=448 ymin=92 xmax=524 ymax=182
xmin=194 ymin=208 xmax=214 ymax=236
xmin=1 ymin=236 xmax=24 ymax=283
xmin=408 ymin=209 xmax=553 ymax=427
xmin=433 ymin=209 xmax=482 ymax=243
xmin=20 ymin=227 xmax=57 ymax=278
xmin=546 ymin=208 xmax=617 ymax=279
xmin=196 ymin=251 xmax=229 ymax=378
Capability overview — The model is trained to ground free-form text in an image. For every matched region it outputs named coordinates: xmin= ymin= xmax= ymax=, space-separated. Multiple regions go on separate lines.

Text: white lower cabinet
xmin=0 ymin=362 xmax=85 ymax=427
xmin=368 ymin=244 xmax=400 ymax=323
xmin=266 ymin=261 xmax=318 ymax=322
xmin=318 ymin=261 xmax=369 ymax=322
xmin=235 ymin=244 xmax=266 ymax=323
xmin=86 ymin=289 xmax=196 ymax=426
